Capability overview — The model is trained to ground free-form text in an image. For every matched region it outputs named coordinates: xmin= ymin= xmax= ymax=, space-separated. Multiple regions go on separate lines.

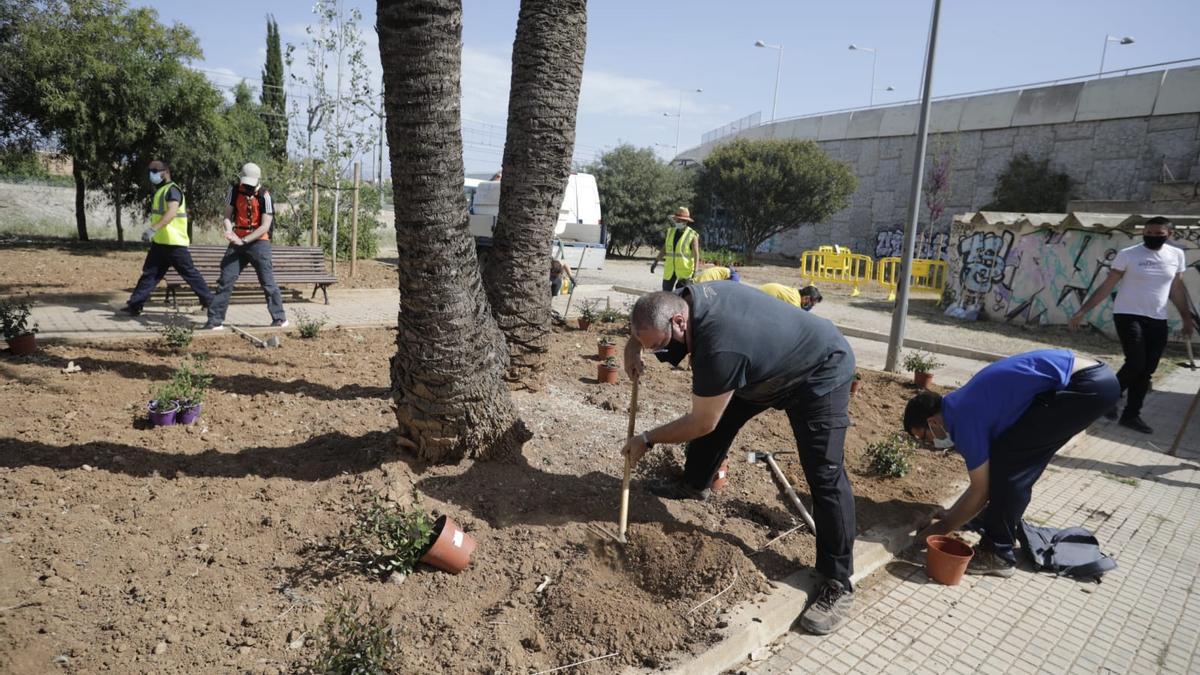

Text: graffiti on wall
xmin=945 ymin=223 xmax=1199 ymax=338
xmin=873 ymin=228 xmax=950 ymax=260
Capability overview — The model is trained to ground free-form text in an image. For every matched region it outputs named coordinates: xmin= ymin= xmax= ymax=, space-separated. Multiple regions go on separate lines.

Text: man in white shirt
xmin=1070 ymin=217 xmax=1195 ymax=433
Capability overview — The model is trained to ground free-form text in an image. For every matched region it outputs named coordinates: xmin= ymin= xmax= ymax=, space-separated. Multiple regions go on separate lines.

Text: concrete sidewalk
xmin=741 ymin=366 xmax=1200 ymax=675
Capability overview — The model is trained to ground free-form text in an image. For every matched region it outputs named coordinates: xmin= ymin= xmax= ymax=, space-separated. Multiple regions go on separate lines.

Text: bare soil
xmin=0 ymin=324 xmax=959 ymax=673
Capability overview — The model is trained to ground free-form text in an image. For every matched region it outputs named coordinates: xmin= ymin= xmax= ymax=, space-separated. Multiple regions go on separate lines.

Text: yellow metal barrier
xmin=798 ymin=248 xmax=874 ymax=296
xmin=877 ymin=257 xmax=948 ymax=301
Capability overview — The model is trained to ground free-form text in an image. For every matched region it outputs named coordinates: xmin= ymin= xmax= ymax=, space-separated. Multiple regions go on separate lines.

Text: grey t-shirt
xmin=686 ymin=281 xmax=856 ymax=407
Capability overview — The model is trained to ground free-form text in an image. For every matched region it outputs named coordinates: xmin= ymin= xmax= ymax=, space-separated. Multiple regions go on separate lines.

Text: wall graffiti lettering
xmin=873 ymin=228 xmax=950 ymax=260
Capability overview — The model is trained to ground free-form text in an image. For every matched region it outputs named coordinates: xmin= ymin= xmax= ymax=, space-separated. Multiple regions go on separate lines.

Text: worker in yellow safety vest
xmin=651 ymin=207 xmax=701 ymax=291
xmin=757 ymin=283 xmax=823 ymax=312
xmin=693 ymin=265 xmax=741 ymax=283
xmin=120 ymin=159 xmax=213 ymax=316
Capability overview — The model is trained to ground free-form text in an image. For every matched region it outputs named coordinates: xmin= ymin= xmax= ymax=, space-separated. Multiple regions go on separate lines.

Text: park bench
xmin=161 ymin=244 xmax=337 ymax=306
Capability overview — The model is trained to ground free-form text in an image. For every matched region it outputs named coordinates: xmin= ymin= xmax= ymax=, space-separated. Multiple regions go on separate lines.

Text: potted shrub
xmin=147 ymin=380 xmax=183 ymax=427
xmin=598 ymin=335 xmax=618 ymax=359
xmin=173 ymin=356 xmax=212 ymax=425
xmin=340 ymin=500 xmax=476 ymax=576
xmin=1 ymin=300 xmax=38 ymax=356
xmin=597 ymin=355 xmax=620 ymax=384
xmin=577 ymin=300 xmax=599 ymax=331
xmin=903 ymin=351 xmax=944 ymax=389
xmin=851 ymin=371 xmax=862 ymax=397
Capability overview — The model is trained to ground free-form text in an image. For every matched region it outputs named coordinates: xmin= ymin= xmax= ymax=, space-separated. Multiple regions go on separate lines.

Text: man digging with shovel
xmin=619 ymin=283 xmax=858 ymax=635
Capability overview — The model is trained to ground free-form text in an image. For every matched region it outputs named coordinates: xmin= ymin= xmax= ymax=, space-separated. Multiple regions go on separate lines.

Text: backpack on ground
xmin=1020 ymin=521 xmax=1117 ymax=582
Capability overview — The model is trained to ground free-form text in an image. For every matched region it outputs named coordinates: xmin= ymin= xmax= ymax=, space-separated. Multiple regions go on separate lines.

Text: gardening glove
xmin=141 ymin=227 xmax=155 ymax=242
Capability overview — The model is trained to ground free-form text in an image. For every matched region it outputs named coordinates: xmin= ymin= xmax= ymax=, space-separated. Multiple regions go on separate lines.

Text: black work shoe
xmin=1119 ymin=416 xmax=1153 ymax=434
xmin=646 ymin=477 xmax=711 ymax=502
xmin=966 ymin=549 xmax=1016 ymax=577
xmin=1103 ymin=406 xmax=1119 ymax=420
xmin=799 ymin=579 xmax=855 ymax=635
xmin=119 ymin=305 xmax=142 ymax=317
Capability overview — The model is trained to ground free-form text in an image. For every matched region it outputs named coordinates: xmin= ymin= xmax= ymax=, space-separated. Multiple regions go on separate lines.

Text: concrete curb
xmin=634 ymin=484 xmax=967 ymax=675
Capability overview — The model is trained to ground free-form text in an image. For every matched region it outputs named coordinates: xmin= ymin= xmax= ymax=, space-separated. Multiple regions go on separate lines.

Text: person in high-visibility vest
xmin=120 ymin=159 xmax=213 ymax=316
xmin=651 ymin=207 xmax=701 ymax=292
xmin=693 ymin=265 xmax=740 ymax=283
xmin=757 ymin=283 xmax=823 ymax=312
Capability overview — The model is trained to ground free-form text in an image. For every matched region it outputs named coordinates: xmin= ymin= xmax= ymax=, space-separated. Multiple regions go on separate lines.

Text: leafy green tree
xmin=261 ymin=15 xmax=288 ymax=163
xmin=983 ymin=153 xmax=1074 ymax=213
xmin=693 ymin=139 xmax=857 ymax=263
xmin=586 ymin=144 xmax=694 ymax=257
xmin=281 ymin=165 xmax=380 ymax=261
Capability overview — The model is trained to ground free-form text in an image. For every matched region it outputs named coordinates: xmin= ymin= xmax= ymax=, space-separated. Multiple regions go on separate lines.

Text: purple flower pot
xmin=148 ymin=400 xmax=180 ymax=427
xmin=176 ymin=402 xmax=202 ymax=425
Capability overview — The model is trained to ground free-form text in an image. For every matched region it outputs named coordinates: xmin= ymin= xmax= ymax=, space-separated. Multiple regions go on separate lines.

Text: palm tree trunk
xmin=378 ymin=0 xmax=530 ymax=463
xmin=483 ymin=0 xmax=587 ymax=386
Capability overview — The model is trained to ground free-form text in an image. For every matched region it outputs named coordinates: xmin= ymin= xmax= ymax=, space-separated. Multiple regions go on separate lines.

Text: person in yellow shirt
xmin=757 ymin=283 xmax=823 ymax=311
xmin=693 ymin=265 xmax=741 ymax=283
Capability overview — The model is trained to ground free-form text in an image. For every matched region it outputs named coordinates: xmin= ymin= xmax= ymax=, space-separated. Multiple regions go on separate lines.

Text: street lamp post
xmin=754 ymin=40 xmax=784 ymax=121
xmin=849 ymin=44 xmax=879 ymax=106
xmin=663 ymin=88 xmax=702 ymax=158
xmin=1099 ymin=35 xmax=1135 ymax=77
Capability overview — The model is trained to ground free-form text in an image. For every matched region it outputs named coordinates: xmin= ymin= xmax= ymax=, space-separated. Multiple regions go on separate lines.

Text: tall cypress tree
xmin=261 ymin=15 xmax=288 ymax=162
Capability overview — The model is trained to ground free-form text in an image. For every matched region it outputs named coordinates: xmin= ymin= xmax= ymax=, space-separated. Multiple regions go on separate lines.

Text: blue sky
xmin=135 ymin=0 xmax=1199 ymax=177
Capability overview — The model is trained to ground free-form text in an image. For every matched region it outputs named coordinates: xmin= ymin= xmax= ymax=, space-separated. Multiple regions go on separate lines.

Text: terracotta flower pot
xmin=925 ymin=535 xmax=974 ymax=586
xmin=914 ymin=371 xmax=934 ymax=389
xmin=711 ymin=458 xmax=730 ymax=491
xmin=6 ymin=333 xmax=36 ymax=356
xmin=147 ymin=400 xmax=180 ymax=427
xmin=578 ymin=319 xmax=591 ymax=331
xmin=597 ymin=364 xmax=619 ymax=384
xmin=419 ymin=515 xmax=475 ymax=574
xmin=598 ymin=343 xmax=617 ymax=359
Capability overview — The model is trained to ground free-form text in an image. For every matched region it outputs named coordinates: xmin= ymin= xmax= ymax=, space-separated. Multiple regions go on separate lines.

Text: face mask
xmin=149 ymin=171 xmax=163 ymax=185
xmin=801 ymin=302 xmax=813 ymax=312
xmin=654 ymin=339 xmax=689 ymax=367
xmin=929 ymin=423 xmax=955 ymax=449
xmin=1143 ymin=235 xmax=1167 ymax=250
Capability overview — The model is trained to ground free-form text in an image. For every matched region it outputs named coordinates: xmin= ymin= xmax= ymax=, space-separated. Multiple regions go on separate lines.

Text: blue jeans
xmin=982 ymin=363 xmax=1120 ymax=562
xmin=206 ymin=241 xmax=286 ymax=324
xmin=126 ymin=244 xmax=213 ymax=310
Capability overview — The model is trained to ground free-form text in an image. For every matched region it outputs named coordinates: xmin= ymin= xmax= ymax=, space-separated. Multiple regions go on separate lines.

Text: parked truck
xmin=465 ymin=173 xmax=606 ymax=269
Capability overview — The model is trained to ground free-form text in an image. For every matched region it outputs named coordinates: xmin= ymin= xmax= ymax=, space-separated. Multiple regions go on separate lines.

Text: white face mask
xmin=929 ymin=423 xmax=955 ymax=449
xmin=149 ymin=171 xmax=164 ymax=185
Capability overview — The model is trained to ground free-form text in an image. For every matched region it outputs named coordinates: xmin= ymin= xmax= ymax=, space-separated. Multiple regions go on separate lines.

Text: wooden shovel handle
xmin=618 ymin=377 xmax=639 ymax=542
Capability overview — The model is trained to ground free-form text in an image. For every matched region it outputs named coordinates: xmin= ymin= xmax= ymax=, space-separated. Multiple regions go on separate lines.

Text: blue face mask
xmin=149 ymin=170 xmax=164 ymax=185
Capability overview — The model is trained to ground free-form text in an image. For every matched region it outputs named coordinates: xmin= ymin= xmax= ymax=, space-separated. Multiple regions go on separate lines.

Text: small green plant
xmin=295 ymin=309 xmax=327 ymax=339
xmin=865 ymin=433 xmax=914 ymax=478
xmin=602 ymin=355 xmax=619 ymax=369
xmin=150 ymin=378 xmax=186 ymax=411
xmin=704 ymin=248 xmax=745 ymax=268
xmin=598 ymin=335 xmax=615 ymax=347
xmin=157 ymin=311 xmax=194 ymax=350
xmin=597 ymin=305 xmax=627 ymax=323
xmin=308 ymin=594 xmax=399 ymax=675
xmin=335 ymin=499 xmax=434 ymax=578
xmin=902 ymin=351 xmax=944 ymax=373
xmin=0 ymin=299 xmax=38 ymax=339
xmin=173 ymin=355 xmax=213 ymax=405
xmin=578 ymin=299 xmax=600 ymax=323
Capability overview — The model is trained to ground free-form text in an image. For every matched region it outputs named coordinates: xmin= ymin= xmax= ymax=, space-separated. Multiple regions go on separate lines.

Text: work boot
xmin=118 ymin=305 xmax=142 ymax=317
xmin=1103 ymin=405 xmax=1119 ymax=420
xmin=1118 ymin=416 xmax=1153 ymax=434
xmin=799 ymin=579 xmax=854 ymax=635
xmin=966 ymin=549 xmax=1015 ymax=578
xmin=646 ymin=477 xmax=710 ymax=502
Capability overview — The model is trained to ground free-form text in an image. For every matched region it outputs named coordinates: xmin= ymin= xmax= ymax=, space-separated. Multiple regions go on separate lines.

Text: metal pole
xmin=870 ymin=50 xmax=878 ymax=106
xmin=771 ymin=46 xmax=783 ymax=121
xmin=1099 ymin=37 xmax=1109 ymax=77
xmin=310 ymin=161 xmax=320 ymax=247
xmin=884 ymin=0 xmax=942 ymax=373
xmin=350 ymin=161 xmax=360 ymax=277
xmin=674 ymin=91 xmax=683 ymax=157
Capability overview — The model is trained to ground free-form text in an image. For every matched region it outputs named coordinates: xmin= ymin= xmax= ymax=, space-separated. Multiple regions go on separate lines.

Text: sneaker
xmin=1118 ymin=416 xmax=1153 ymax=434
xmin=1103 ymin=406 xmax=1119 ymax=421
xmin=646 ymin=477 xmax=711 ymax=502
xmin=271 ymin=319 xmax=289 ymax=328
xmin=202 ymin=321 xmax=224 ymax=331
xmin=966 ymin=549 xmax=1016 ymax=578
xmin=799 ymin=579 xmax=855 ymax=635
xmin=119 ymin=305 xmax=142 ymax=317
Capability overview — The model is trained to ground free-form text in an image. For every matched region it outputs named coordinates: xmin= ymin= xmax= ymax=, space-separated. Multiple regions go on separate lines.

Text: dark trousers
xmin=551 ymin=276 xmax=563 ymax=298
xmin=126 ymin=243 xmax=213 ymax=310
xmin=683 ymin=382 xmax=856 ymax=585
xmin=981 ymin=363 xmax=1120 ymax=563
xmin=662 ymin=276 xmax=692 ymax=292
xmin=1114 ymin=313 xmax=1168 ymax=419
xmin=207 ymin=241 xmax=286 ymax=324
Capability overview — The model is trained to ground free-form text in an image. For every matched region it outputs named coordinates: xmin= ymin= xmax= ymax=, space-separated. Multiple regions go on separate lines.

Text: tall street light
xmin=754 ymin=40 xmax=784 ymax=121
xmin=663 ymin=88 xmax=702 ymax=157
xmin=1099 ymin=35 xmax=1134 ymax=77
xmin=849 ymin=43 xmax=879 ymax=106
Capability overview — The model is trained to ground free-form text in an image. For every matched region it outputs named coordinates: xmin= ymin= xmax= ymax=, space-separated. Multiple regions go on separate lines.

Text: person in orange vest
xmin=119 ymin=159 xmax=213 ymax=316
xmin=651 ymin=207 xmax=701 ymax=292
xmin=204 ymin=163 xmax=288 ymax=330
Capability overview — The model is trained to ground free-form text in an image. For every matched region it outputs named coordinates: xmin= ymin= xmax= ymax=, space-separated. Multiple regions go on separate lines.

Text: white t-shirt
xmin=1111 ymin=243 xmax=1187 ymax=320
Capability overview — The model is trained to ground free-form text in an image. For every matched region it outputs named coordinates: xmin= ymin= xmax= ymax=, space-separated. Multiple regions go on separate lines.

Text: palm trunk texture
xmin=484 ymin=0 xmax=587 ymax=385
xmin=378 ymin=0 xmax=531 ymax=463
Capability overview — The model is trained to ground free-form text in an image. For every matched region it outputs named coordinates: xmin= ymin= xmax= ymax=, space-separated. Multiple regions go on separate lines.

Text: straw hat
xmin=671 ymin=207 xmax=694 ymax=223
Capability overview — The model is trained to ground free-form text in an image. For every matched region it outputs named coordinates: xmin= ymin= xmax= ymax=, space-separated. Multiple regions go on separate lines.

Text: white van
xmin=467 ymin=172 xmax=605 ymax=269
